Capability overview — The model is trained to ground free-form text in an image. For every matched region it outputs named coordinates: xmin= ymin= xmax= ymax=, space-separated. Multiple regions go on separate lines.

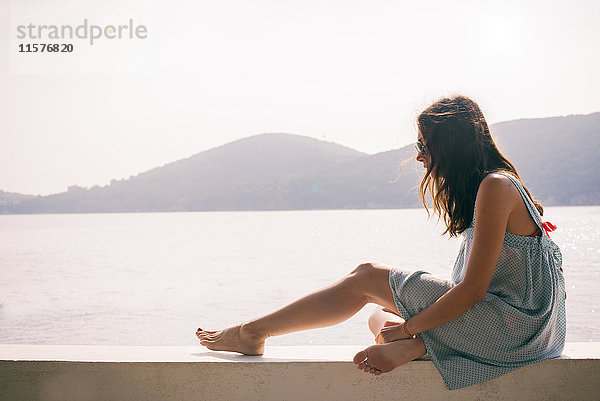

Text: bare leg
xmin=196 ymin=263 xmax=401 ymax=355
xmin=368 ymin=306 xmax=404 ymax=339
xmin=356 ymin=308 xmax=426 ymax=375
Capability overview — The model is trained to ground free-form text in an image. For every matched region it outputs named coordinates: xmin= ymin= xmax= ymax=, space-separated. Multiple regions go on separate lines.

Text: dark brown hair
xmin=417 ymin=95 xmax=543 ymax=237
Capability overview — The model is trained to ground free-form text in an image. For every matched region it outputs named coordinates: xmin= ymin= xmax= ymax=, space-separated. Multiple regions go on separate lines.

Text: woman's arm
xmin=380 ymin=174 xmax=518 ymax=341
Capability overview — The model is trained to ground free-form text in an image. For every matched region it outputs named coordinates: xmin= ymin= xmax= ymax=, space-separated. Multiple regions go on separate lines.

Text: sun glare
xmin=484 ymin=12 xmax=522 ymax=51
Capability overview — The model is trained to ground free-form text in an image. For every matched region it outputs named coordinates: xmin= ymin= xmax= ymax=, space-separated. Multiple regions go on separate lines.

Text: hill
xmin=492 ymin=113 xmax=600 ymax=205
xmin=3 ymin=113 xmax=599 ymax=213
xmin=0 ymin=190 xmax=35 ymax=211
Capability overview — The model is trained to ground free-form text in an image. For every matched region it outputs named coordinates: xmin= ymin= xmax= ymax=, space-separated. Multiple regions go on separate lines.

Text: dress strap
xmin=494 ymin=172 xmax=546 ymax=234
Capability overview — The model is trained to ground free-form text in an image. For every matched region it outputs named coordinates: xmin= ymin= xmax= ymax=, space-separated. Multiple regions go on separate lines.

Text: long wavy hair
xmin=417 ymin=95 xmax=543 ymax=237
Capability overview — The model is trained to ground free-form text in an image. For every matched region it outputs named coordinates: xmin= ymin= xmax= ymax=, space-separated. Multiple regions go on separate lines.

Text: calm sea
xmin=0 ymin=207 xmax=598 ymax=347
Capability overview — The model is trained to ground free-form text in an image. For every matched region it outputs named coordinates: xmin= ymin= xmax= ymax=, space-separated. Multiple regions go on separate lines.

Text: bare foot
xmin=353 ymin=338 xmax=426 ymax=375
xmin=196 ymin=324 xmax=266 ymax=355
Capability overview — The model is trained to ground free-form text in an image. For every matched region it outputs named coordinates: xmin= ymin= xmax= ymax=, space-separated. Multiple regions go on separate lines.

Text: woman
xmin=196 ymin=95 xmax=566 ymax=390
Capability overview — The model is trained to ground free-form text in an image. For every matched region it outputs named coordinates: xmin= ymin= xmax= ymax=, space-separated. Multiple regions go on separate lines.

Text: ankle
xmin=241 ymin=321 xmax=269 ymax=341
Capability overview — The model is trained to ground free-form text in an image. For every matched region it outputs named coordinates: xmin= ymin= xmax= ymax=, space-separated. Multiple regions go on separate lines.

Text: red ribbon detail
xmin=542 ymin=221 xmax=557 ymax=237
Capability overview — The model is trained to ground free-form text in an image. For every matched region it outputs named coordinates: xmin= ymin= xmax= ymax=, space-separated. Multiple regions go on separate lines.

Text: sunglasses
xmin=415 ymin=140 xmax=427 ymax=156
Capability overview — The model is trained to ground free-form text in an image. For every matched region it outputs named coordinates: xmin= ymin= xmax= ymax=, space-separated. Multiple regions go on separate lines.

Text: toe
xmin=353 ymin=349 xmax=367 ymax=364
xmin=200 ymin=331 xmax=219 ymax=339
xmin=204 ymin=334 xmax=222 ymax=341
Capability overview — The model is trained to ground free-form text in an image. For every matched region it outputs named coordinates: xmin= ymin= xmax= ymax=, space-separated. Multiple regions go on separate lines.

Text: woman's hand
xmin=375 ymin=321 xmax=411 ymax=344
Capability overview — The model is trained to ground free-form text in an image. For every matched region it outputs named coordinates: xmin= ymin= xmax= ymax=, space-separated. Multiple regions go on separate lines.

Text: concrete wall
xmin=1 ymin=343 xmax=599 ymax=401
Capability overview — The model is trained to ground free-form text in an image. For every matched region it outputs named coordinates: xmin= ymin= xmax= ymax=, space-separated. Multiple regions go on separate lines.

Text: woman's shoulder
xmin=476 ymin=173 xmax=521 ymax=210
xmin=479 ymin=172 xmax=518 ymax=195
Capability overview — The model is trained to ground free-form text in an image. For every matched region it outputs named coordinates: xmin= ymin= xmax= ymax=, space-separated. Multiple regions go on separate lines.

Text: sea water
xmin=0 ymin=207 xmax=598 ymax=346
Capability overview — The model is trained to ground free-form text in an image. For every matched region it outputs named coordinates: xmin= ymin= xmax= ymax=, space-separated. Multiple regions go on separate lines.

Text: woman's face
xmin=416 ymin=131 xmax=429 ymax=170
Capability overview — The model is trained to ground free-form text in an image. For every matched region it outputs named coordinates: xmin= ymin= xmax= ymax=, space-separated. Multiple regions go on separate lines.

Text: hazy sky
xmin=1 ymin=0 xmax=599 ymax=195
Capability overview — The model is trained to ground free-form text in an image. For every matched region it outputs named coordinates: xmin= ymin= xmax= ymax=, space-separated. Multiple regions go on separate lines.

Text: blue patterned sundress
xmin=389 ymin=172 xmax=566 ymax=390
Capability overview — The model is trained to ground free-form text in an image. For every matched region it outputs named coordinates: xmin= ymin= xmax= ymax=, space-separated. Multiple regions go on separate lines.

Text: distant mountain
xmin=3 ymin=113 xmax=599 ymax=214
xmin=0 ymin=190 xmax=35 ymax=212
xmin=492 ymin=113 xmax=600 ymax=205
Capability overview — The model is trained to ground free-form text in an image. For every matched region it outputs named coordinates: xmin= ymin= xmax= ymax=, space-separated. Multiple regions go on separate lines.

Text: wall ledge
xmin=1 ymin=343 xmax=599 ymax=400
